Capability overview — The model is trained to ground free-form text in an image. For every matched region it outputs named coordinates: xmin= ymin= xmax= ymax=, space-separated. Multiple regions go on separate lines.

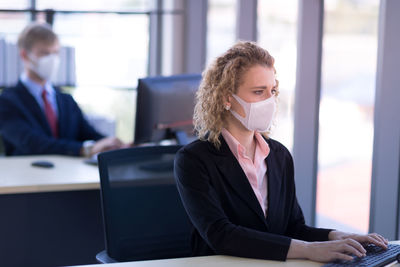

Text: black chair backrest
xmin=0 ymin=132 xmax=5 ymax=156
xmin=98 ymin=145 xmax=191 ymax=262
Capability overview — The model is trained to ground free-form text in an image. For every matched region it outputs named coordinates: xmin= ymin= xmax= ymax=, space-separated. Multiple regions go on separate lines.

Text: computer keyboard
xmin=322 ymin=244 xmax=400 ymax=267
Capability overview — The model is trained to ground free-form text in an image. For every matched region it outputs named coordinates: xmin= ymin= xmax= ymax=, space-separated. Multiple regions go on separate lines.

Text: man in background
xmin=0 ymin=22 xmax=125 ymax=156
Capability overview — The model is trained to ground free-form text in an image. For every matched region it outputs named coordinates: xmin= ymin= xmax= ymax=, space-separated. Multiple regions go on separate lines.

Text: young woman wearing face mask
xmin=174 ymin=41 xmax=388 ymax=262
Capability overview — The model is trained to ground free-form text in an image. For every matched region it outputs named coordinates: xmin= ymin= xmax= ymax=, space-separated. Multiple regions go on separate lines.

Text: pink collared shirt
xmin=221 ymin=128 xmax=270 ymax=216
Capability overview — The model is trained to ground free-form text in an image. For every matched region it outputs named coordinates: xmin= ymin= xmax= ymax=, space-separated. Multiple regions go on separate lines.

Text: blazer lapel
xmin=210 ymin=137 xmax=268 ymax=226
xmin=54 ymin=89 xmax=65 ymax=138
xmin=264 ymin=138 xmax=283 ymax=228
xmin=16 ymin=81 xmax=53 ymax=136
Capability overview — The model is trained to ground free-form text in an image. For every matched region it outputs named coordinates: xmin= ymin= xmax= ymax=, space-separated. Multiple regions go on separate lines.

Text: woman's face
xmin=229 ymin=64 xmax=277 ymax=118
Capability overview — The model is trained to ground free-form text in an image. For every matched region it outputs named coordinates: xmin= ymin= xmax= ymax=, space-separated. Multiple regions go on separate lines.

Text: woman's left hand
xmin=329 ymin=231 xmax=389 ymax=249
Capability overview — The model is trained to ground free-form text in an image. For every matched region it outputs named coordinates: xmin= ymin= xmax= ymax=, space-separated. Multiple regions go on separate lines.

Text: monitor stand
xmin=163 ymin=129 xmax=195 ymax=146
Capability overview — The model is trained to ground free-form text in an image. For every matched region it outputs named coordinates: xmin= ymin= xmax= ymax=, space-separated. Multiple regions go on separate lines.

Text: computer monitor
xmin=134 ymin=74 xmax=202 ymax=145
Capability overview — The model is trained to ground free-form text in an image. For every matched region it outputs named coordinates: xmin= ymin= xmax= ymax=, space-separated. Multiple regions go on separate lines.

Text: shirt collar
xmin=20 ymin=72 xmax=55 ymax=99
xmin=221 ymin=128 xmax=242 ymax=159
xmin=221 ymin=128 xmax=270 ymax=160
xmin=254 ymin=131 xmax=270 ymax=159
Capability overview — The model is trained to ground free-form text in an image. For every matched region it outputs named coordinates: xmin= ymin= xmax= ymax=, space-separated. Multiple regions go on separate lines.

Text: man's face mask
xmin=27 ymin=53 xmax=60 ymax=81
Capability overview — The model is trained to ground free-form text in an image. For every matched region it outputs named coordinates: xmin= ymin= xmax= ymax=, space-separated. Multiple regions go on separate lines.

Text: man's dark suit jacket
xmin=0 ymin=81 xmax=104 ymax=156
xmin=174 ymin=136 xmax=332 ymax=261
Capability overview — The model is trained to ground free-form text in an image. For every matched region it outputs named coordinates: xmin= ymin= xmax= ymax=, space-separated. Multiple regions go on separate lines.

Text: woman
xmin=174 ymin=41 xmax=388 ymax=262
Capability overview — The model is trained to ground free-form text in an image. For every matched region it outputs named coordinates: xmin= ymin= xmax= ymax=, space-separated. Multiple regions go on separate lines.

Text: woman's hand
xmin=307 ymin=239 xmax=368 ymax=262
xmin=329 ymin=231 xmax=388 ymax=249
xmin=292 ymin=231 xmax=389 ymax=263
xmin=288 ymin=238 xmax=367 ymax=263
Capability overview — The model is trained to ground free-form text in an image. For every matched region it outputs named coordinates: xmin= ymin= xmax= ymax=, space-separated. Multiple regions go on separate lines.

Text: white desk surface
xmin=75 ymin=255 xmax=322 ymax=267
xmin=0 ymin=155 xmax=100 ymax=194
xmin=71 ymin=241 xmax=400 ymax=267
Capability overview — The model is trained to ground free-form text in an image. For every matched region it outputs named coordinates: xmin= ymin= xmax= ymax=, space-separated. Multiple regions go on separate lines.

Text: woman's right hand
xmin=288 ymin=238 xmax=367 ymax=263
xmin=306 ymin=239 xmax=367 ymax=262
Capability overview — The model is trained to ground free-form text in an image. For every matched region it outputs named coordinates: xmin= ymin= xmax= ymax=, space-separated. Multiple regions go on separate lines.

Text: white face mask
xmin=230 ymin=94 xmax=276 ymax=132
xmin=27 ymin=53 xmax=60 ymax=81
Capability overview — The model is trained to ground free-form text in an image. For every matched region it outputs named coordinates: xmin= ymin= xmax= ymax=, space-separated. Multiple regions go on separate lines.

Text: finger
xmin=368 ymin=234 xmax=386 ymax=245
xmin=372 ymin=234 xmax=389 ymax=245
xmin=362 ymin=235 xmax=387 ymax=249
xmin=345 ymin=239 xmax=366 ymax=255
xmin=350 ymin=234 xmax=387 ymax=248
xmin=110 ymin=138 xmax=122 ymax=145
xmin=105 ymin=141 xmax=118 ymax=148
xmin=367 ymin=234 xmax=388 ymax=249
xmin=371 ymin=234 xmax=387 ymax=246
xmin=347 ymin=235 xmax=369 ymax=244
xmin=332 ymin=252 xmax=354 ymax=262
xmin=112 ymin=140 xmax=124 ymax=147
xmin=106 ymin=145 xmax=120 ymax=151
xmin=341 ymin=242 xmax=365 ymax=258
xmin=112 ymin=137 xmax=123 ymax=143
xmin=122 ymin=143 xmax=133 ymax=148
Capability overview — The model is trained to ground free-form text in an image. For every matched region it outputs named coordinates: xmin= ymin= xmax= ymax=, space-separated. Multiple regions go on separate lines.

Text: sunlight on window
xmin=206 ymin=0 xmax=237 ymax=66
xmin=316 ymin=0 xmax=379 ymax=234
xmin=257 ymin=0 xmax=298 ymax=151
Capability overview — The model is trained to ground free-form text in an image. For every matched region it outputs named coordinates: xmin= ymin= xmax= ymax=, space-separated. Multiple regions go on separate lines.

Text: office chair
xmin=96 ymin=145 xmax=192 ymax=263
xmin=0 ymin=132 xmax=5 ymax=156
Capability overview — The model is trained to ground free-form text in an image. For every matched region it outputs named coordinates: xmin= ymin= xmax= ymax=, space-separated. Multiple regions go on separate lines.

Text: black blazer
xmin=0 ymin=81 xmax=104 ymax=156
xmin=174 ymin=136 xmax=331 ymax=261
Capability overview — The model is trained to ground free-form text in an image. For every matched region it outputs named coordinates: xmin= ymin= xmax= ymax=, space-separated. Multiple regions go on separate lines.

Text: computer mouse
xmin=31 ymin=160 xmax=54 ymax=168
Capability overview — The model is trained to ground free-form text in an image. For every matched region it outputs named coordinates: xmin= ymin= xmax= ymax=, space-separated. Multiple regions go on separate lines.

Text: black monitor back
xmin=98 ymin=145 xmax=191 ymax=262
xmin=134 ymin=74 xmax=202 ymax=144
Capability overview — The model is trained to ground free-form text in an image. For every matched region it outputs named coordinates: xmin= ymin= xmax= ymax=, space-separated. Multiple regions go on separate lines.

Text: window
xmin=71 ymin=87 xmax=136 ymax=142
xmin=36 ymin=0 xmax=150 ymax=11
xmin=53 ymin=13 xmax=148 ymax=88
xmin=52 ymin=11 xmax=150 ymax=143
xmin=0 ymin=13 xmax=30 ymax=42
xmin=0 ymin=0 xmax=28 ymax=9
xmin=257 ymin=0 xmax=298 ymax=151
xmin=316 ymin=0 xmax=379 ymax=234
xmin=206 ymin=0 xmax=237 ymax=65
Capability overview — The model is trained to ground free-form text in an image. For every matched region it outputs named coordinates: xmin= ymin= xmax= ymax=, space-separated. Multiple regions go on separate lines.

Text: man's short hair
xmin=17 ymin=22 xmax=58 ymax=52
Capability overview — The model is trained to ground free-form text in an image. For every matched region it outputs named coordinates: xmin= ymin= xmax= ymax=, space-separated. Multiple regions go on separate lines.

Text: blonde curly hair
xmin=194 ymin=41 xmax=279 ymax=148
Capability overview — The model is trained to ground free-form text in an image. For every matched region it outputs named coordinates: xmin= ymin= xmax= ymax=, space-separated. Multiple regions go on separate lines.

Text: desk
xmin=75 ymin=255 xmax=321 ymax=267
xmin=70 ymin=241 xmax=400 ymax=267
xmin=0 ymin=155 xmax=100 ymax=194
xmin=0 ymin=155 xmax=104 ymax=267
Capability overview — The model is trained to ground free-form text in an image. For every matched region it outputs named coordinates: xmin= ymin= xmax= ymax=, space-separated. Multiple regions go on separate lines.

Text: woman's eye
xmin=271 ymin=88 xmax=277 ymax=95
xmin=254 ymin=90 xmax=263 ymax=95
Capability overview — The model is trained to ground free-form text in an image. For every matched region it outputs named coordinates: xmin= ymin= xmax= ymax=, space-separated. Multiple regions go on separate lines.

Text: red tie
xmin=41 ymin=89 xmax=58 ymax=138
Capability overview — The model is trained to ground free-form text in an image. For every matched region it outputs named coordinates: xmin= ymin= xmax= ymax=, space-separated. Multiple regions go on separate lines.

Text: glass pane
xmin=206 ymin=0 xmax=236 ymax=66
xmin=0 ymin=0 xmax=29 ymax=9
xmin=37 ymin=0 xmax=152 ymax=11
xmin=0 ymin=13 xmax=30 ymax=42
xmin=257 ymin=0 xmax=298 ymax=151
xmin=53 ymin=13 xmax=148 ymax=88
xmin=316 ymin=0 xmax=379 ymax=234
xmin=0 ymin=13 xmax=30 ymax=88
xmin=160 ymin=12 xmax=184 ymax=76
xmin=71 ymin=86 xmax=135 ymax=143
